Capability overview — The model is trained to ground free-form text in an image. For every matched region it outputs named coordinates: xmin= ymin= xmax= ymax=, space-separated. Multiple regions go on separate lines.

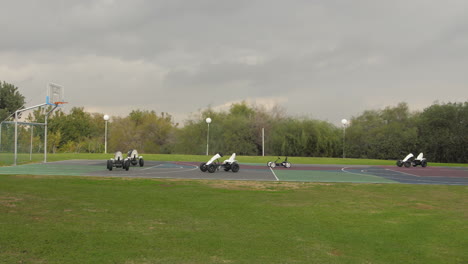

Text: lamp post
xmin=104 ymin=115 xmax=109 ymax=154
xmin=341 ymin=119 xmax=348 ymax=159
xmin=206 ymin=117 xmax=212 ymax=155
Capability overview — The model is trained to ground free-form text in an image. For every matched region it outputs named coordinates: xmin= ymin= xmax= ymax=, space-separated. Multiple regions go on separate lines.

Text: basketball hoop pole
xmin=11 ymin=83 xmax=65 ymax=166
xmin=13 ymin=103 xmax=48 ymax=166
xmin=12 ymin=102 xmax=61 ymax=166
xmin=44 ymin=105 xmax=59 ymax=163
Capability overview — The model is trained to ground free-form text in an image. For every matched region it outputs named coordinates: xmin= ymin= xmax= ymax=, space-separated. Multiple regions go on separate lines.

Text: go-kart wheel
xmin=231 ymin=163 xmax=240 ymax=173
xmin=270 ymin=162 xmax=276 ymax=168
xmin=404 ymin=161 xmax=411 ymax=168
xmin=107 ymin=160 xmax=113 ymax=171
xmin=124 ymin=160 xmax=130 ymax=171
xmin=207 ymin=164 xmax=217 ymax=173
xmin=224 ymin=164 xmax=231 ymax=171
xmin=139 ymin=158 xmax=144 ymax=167
xmin=284 ymin=162 xmax=291 ymax=168
xmin=421 ymin=160 xmax=427 ymax=167
xmin=200 ymin=162 xmax=208 ymax=172
xmin=396 ymin=160 xmax=403 ymax=167
xmin=267 ymin=161 xmax=272 ymax=167
xmin=131 ymin=159 xmax=138 ymax=166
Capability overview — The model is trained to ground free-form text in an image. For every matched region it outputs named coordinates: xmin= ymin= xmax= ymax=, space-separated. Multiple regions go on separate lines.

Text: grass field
xmin=1 ymin=174 xmax=467 ymax=264
xmin=1 ymin=153 xmax=467 ymax=263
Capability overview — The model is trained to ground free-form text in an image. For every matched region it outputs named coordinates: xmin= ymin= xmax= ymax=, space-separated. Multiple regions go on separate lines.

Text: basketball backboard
xmin=46 ymin=83 xmax=65 ymax=106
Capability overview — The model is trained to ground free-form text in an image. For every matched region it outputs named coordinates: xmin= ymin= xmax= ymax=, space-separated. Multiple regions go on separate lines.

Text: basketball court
xmin=2 ymin=83 xmax=466 ymax=185
xmin=0 ymin=160 xmax=467 ymax=185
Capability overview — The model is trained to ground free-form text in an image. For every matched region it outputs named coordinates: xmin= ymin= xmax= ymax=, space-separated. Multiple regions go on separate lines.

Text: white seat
xmin=128 ymin=149 xmax=139 ymax=159
xmin=402 ymin=153 xmax=414 ymax=162
xmin=223 ymin=153 xmax=236 ymax=164
xmin=206 ymin=153 xmax=222 ymax=165
xmin=114 ymin=151 xmax=123 ymax=161
xmin=415 ymin=153 xmax=424 ymax=161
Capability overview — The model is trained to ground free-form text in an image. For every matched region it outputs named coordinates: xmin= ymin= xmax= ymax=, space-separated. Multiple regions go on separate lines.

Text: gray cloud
xmin=1 ymin=0 xmax=467 ymax=125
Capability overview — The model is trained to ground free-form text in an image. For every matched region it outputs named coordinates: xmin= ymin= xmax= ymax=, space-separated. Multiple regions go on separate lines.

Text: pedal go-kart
xmin=267 ymin=156 xmax=291 ymax=168
xmin=396 ymin=153 xmax=427 ymax=168
xmin=200 ymin=153 xmax=240 ymax=173
xmin=127 ymin=149 xmax=144 ymax=167
xmin=411 ymin=152 xmax=427 ymax=167
xmin=107 ymin=151 xmax=130 ymax=171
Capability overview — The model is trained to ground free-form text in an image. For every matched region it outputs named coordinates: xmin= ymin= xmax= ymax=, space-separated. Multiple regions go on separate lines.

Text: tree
xmin=221 ymin=114 xmax=257 ymax=155
xmin=0 ymin=81 xmax=26 ymax=121
xmin=416 ymin=102 xmax=468 ymax=163
xmin=346 ymin=103 xmax=417 ymax=159
xmin=109 ymin=110 xmax=176 ymax=154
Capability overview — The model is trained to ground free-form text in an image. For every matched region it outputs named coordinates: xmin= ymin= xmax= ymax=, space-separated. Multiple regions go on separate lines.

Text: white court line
xmin=269 ymin=167 xmax=279 ymax=181
xmin=172 ymin=161 xmax=199 ymax=168
xmin=343 ymin=167 xmax=467 ymax=185
xmin=385 ymin=168 xmax=420 ymax=177
xmin=141 ymin=164 xmax=164 ymax=171
xmin=140 ymin=162 xmax=198 ymax=172
xmin=341 ymin=167 xmax=374 ymax=177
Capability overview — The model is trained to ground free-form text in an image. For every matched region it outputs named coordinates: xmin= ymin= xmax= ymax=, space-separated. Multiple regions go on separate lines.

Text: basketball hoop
xmin=53 ymin=101 xmax=68 ymax=106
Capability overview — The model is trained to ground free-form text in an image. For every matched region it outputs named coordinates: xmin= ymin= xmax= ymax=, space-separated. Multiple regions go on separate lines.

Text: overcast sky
xmin=1 ymin=0 xmax=467 ymax=125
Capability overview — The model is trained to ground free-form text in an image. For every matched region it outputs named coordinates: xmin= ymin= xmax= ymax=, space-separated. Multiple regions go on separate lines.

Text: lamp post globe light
xmin=341 ymin=119 xmax=348 ymax=159
xmin=104 ymin=115 xmax=110 ymax=154
xmin=206 ymin=117 xmax=212 ymax=155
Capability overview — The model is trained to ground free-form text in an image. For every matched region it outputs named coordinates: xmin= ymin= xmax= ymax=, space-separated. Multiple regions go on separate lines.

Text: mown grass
xmin=1 ymin=175 xmax=467 ymax=264
xmin=1 ymin=152 xmax=467 ymax=167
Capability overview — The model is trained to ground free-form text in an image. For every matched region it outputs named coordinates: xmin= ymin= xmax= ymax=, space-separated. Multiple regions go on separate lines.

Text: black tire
xmin=139 ymin=158 xmax=144 ymax=167
xmin=207 ymin=164 xmax=217 ymax=173
xmin=200 ymin=162 xmax=208 ymax=172
xmin=124 ymin=160 xmax=130 ymax=171
xmin=396 ymin=160 xmax=403 ymax=167
xmin=404 ymin=161 xmax=411 ymax=168
xmin=231 ymin=163 xmax=240 ymax=173
xmin=107 ymin=160 xmax=113 ymax=171
xmin=223 ymin=164 xmax=231 ymax=171
xmin=421 ymin=160 xmax=427 ymax=167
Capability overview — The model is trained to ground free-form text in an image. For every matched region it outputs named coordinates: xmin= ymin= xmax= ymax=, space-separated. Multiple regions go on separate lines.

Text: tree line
xmin=346 ymin=102 xmax=467 ymax=163
xmin=1 ymin=81 xmax=467 ymax=163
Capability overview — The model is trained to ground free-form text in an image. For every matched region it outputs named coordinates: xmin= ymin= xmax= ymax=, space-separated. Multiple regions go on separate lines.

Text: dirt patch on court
xmin=328 ymin=249 xmax=343 ymax=256
xmin=0 ymin=196 xmax=23 ymax=208
xmin=413 ymin=203 xmax=436 ymax=210
xmin=201 ymin=180 xmax=332 ymax=191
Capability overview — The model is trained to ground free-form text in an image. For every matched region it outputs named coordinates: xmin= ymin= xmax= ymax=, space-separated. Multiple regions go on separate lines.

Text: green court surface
xmin=274 ymin=170 xmax=398 ymax=183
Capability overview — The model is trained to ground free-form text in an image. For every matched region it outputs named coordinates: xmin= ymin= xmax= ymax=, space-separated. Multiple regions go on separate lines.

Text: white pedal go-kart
xmin=267 ymin=156 xmax=291 ymax=168
xmin=411 ymin=152 xmax=427 ymax=167
xmin=397 ymin=153 xmax=427 ymax=168
xmin=200 ymin=153 xmax=240 ymax=173
xmin=107 ymin=151 xmax=131 ymax=171
xmin=127 ymin=149 xmax=144 ymax=167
